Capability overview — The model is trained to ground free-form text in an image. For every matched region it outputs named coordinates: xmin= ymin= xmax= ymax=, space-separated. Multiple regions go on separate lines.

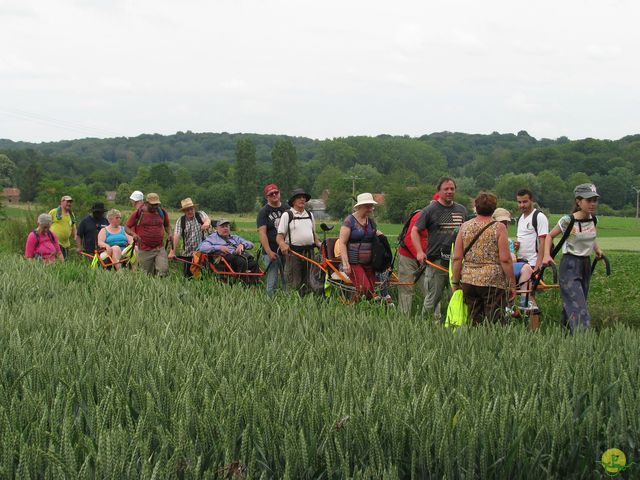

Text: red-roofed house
xmin=2 ymin=187 xmax=20 ymax=203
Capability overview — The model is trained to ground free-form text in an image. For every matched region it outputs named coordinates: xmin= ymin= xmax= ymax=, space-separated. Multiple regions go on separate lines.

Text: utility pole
xmin=343 ymin=174 xmax=364 ymax=204
xmin=633 ymin=186 xmax=640 ymax=219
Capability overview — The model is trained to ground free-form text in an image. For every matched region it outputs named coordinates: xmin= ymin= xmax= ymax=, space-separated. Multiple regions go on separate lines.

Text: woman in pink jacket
xmin=24 ymin=213 xmax=64 ymax=263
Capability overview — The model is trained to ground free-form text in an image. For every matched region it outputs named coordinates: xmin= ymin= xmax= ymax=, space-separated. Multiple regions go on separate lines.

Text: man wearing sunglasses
xmin=257 ymin=183 xmax=288 ymax=295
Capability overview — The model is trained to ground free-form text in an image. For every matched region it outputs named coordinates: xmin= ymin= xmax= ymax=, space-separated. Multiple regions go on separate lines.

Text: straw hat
xmin=353 ymin=193 xmax=378 ymax=208
xmin=180 ymin=198 xmax=198 ymax=210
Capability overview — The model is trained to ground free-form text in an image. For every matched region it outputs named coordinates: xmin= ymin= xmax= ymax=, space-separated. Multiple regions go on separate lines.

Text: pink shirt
xmin=25 ymin=230 xmax=61 ymax=262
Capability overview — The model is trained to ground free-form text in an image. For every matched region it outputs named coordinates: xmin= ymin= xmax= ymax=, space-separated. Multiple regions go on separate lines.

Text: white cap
xmin=129 ymin=190 xmax=144 ymax=202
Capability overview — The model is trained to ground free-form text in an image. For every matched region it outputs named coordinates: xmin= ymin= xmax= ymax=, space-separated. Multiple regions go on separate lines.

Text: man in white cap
xmin=49 ymin=195 xmax=77 ymax=259
xmin=169 ymin=197 xmax=211 ymax=277
xmin=129 ymin=190 xmax=144 ymax=210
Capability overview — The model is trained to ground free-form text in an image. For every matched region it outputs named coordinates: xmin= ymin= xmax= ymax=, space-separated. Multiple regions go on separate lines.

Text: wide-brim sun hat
xmin=353 ymin=192 xmax=378 ymax=208
xmin=492 ymin=207 xmax=512 ymax=223
xmin=288 ymin=188 xmax=311 ymax=207
xmin=90 ymin=202 xmax=107 ymax=213
xmin=180 ymin=197 xmax=197 ymax=210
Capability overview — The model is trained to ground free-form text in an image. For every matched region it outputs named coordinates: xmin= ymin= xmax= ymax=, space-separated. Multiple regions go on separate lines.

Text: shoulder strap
xmin=195 ymin=211 xmax=203 ymax=225
xmin=33 ymin=230 xmax=39 ymax=250
xmin=551 ymin=215 xmax=576 ymax=258
xmin=463 ymin=221 xmax=497 ymax=258
xmin=56 ymin=206 xmax=62 ymax=221
xmin=180 ymin=215 xmax=187 ymax=240
xmin=532 ymin=209 xmax=539 ymax=235
xmin=135 ymin=207 xmax=145 ymax=226
xmin=286 ymin=209 xmax=294 ymax=245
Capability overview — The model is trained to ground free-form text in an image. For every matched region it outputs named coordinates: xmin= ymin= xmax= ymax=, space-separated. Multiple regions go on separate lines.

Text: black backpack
xmin=397 ymin=210 xmax=421 ymax=249
xmin=371 ymin=234 xmax=393 ymax=273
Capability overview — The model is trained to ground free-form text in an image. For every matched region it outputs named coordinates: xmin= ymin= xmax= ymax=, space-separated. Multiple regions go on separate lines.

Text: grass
xmin=0 ymin=253 xmax=639 ymax=478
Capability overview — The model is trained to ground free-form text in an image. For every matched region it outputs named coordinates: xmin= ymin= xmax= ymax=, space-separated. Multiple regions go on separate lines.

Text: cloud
xmin=505 ymin=92 xmax=540 ymax=113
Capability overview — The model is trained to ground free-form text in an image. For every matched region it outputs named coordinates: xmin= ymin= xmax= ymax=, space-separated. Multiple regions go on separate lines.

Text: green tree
xmin=536 ymin=170 xmax=569 ymax=213
xmin=271 ymin=139 xmax=299 ymax=197
xmin=495 ymin=173 xmax=540 ymax=202
xmin=235 ymin=139 xmax=257 ymax=212
xmin=0 ymin=154 xmax=17 ymax=187
xmin=149 ymin=163 xmax=176 ymax=189
xmin=18 ymin=163 xmax=43 ymax=202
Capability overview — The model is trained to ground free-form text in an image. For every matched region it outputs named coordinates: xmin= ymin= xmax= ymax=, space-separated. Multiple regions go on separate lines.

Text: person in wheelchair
xmin=97 ymin=208 xmax=134 ymax=270
xmin=198 ymin=219 xmax=258 ymax=276
xmin=492 ymin=208 xmax=540 ymax=327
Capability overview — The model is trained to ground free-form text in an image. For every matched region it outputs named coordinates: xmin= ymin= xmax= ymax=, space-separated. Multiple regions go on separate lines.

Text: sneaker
xmin=384 ymin=295 xmax=395 ymax=307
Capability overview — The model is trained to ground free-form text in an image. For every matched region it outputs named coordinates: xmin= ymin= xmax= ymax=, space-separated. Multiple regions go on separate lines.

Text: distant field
xmin=5 ymin=203 xmax=639 ymax=250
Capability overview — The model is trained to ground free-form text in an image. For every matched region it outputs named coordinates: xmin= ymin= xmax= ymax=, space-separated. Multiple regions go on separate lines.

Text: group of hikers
xmin=24 ymin=177 xmax=604 ymax=332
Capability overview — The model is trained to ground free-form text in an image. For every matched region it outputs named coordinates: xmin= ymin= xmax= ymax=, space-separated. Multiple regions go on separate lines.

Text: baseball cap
xmin=130 ymin=190 xmax=144 ymax=202
xmin=61 ymin=195 xmax=73 ymax=202
xmin=216 ymin=218 xmax=231 ymax=226
xmin=264 ymin=183 xmax=279 ymax=196
xmin=573 ymin=183 xmax=599 ymax=199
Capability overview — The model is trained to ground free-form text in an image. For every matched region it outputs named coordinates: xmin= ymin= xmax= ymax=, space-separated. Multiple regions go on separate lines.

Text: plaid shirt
xmin=175 ymin=211 xmax=210 ymax=256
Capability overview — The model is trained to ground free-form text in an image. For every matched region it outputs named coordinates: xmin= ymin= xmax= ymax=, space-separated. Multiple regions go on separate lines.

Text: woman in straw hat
xmin=338 ymin=192 xmax=384 ymax=300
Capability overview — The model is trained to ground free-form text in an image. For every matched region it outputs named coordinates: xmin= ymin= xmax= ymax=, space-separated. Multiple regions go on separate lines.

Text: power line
xmin=0 ymin=107 xmax=123 ymax=139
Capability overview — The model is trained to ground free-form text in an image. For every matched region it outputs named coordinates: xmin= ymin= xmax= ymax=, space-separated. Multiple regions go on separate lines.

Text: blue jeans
xmin=263 ymin=254 xmax=286 ymax=296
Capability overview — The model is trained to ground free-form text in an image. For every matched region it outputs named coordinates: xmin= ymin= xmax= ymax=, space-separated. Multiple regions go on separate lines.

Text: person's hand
xmin=236 ymin=244 xmax=244 ymax=254
xmin=416 ymin=251 xmax=426 ymax=264
xmin=279 ymin=244 xmax=290 ymax=256
xmin=542 ymin=255 xmax=554 ymax=266
xmin=595 ymin=249 xmax=604 ymax=259
xmin=342 ymin=263 xmax=351 ymax=275
xmin=508 ymin=286 xmax=516 ymax=301
xmin=219 ymin=246 xmax=231 ymax=254
xmin=132 ymin=233 xmax=140 ymax=243
xmin=451 ymin=282 xmax=460 ymax=293
xmin=168 ymin=249 xmax=175 ymax=260
xmin=201 ymin=223 xmax=210 ymax=231
xmin=267 ymin=250 xmax=278 ymax=261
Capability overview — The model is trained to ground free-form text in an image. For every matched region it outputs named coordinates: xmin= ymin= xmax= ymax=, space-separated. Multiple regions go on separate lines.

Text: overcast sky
xmin=1 ymin=0 xmax=639 ymax=143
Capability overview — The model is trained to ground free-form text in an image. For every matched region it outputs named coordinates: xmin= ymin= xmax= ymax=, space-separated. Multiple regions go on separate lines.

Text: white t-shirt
xmin=516 ymin=209 xmax=549 ymax=266
xmin=277 ymin=209 xmax=316 ymax=246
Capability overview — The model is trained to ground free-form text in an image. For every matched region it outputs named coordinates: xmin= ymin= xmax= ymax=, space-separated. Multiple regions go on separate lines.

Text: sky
xmin=1 ymin=0 xmax=639 ymax=143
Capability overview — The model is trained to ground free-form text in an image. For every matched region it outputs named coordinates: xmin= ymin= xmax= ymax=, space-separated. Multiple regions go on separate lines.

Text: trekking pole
xmin=591 ymin=255 xmax=611 ymax=275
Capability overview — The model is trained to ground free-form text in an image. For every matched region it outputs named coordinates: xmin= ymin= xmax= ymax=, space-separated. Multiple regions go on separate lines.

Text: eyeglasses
xmin=267 ymin=191 xmax=280 ymax=196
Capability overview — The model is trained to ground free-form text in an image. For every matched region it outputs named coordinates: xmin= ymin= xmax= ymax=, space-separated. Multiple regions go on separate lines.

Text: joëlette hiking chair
xmin=173 ymin=249 xmax=265 ymax=283
xmin=79 ymin=241 xmax=137 ymax=270
xmin=288 ymin=223 xmax=414 ymax=304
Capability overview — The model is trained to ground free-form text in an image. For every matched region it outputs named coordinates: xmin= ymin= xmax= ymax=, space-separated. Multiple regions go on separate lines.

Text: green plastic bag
xmin=445 ymin=242 xmax=468 ymax=328
xmin=445 ymin=289 xmax=468 ymax=328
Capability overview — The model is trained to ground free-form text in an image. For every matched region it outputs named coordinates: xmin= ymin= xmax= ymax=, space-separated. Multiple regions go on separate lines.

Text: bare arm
xmin=259 ymin=225 xmax=277 ymax=260
xmin=451 ymin=230 xmax=463 ymax=291
xmin=497 ymin=224 xmax=516 ymax=300
xmin=276 ymin=233 xmax=289 ymax=255
xmin=542 ymin=225 xmax=562 ymax=265
xmin=411 ymin=226 xmax=426 ymax=263
xmin=338 ymin=225 xmax=352 ymax=275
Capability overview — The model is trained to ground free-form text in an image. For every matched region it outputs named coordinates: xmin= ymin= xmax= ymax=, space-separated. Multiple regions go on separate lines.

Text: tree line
xmin=1 ymin=130 xmax=639 ymax=221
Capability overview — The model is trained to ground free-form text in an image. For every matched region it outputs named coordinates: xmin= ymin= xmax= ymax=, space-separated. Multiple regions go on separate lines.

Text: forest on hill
xmin=1 ymin=130 xmax=639 ymax=221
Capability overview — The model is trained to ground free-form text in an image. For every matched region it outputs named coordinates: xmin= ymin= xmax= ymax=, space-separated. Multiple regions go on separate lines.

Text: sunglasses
xmin=267 ymin=191 xmax=280 ymax=196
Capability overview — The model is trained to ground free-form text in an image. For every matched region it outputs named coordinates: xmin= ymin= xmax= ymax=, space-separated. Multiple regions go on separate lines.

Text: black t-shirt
xmin=414 ymin=201 xmax=467 ymax=261
xmin=256 ymin=203 xmax=288 ymax=252
xmin=77 ymin=215 xmax=109 ymax=252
